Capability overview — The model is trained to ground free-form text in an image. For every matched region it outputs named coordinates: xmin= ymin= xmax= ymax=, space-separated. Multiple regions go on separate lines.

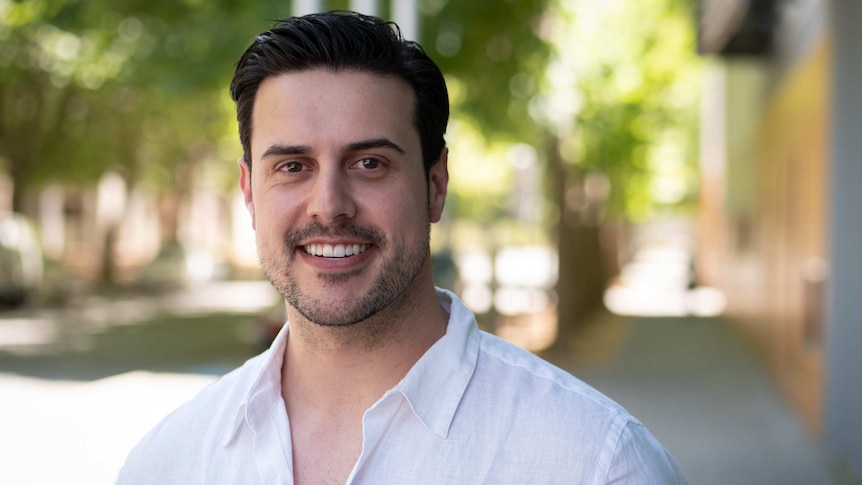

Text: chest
xmin=289 ymin=417 xmax=363 ymax=485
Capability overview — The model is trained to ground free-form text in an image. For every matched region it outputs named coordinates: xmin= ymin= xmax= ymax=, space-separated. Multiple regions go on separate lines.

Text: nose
xmin=306 ymin=167 xmax=356 ymax=223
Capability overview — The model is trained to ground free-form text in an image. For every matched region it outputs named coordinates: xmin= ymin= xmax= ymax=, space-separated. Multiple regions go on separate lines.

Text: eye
xmin=354 ymin=158 xmax=381 ymax=170
xmin=279 ymin=161 xmax=304 ymax=173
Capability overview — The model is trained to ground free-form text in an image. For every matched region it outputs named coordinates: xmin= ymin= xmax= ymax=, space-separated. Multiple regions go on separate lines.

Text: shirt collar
xmin=225 ymin=320 xmax=290 ymax=443
xmin=227 ymin=288 xmax=481 ymax=441
xmin=393 ymin=288 xmax=480 ymax=439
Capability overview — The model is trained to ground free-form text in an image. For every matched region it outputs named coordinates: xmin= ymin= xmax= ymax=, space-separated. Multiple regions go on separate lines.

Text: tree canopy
xmin=0 ymin=0 xmax=289 ymax=211
xmin=542 ymin=0 xmax=702 ymax=220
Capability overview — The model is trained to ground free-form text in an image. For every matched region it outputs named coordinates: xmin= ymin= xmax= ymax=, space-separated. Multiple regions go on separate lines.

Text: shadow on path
xmin=0 ymin=311 xmax=263 ymax=381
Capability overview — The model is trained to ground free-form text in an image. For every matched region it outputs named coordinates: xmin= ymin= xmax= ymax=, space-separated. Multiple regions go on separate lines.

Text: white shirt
xmin=118 ymin=289 xmax=686 ymax=484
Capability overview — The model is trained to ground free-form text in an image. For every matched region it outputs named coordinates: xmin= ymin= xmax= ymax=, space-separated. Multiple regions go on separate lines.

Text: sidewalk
xmin=546 ymin=311 xmax=838 ymax=485
xmin=0 ymin=281 xmax=278 ymax=484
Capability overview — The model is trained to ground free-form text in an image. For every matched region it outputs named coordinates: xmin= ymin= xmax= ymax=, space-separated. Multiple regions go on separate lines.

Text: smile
xmin=303 ymin=243 xmax=369 ymax=258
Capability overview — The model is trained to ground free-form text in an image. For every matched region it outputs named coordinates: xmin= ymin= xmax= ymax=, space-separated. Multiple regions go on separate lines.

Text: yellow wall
xmin=715 ymin=38 xmax=830 ymax=436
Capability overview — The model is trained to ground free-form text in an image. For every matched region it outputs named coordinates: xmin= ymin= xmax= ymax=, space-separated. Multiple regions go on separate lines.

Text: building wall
xmin=701 ymin=6 xmax=862 ymax=478
xmin=702 ymin=37 xmax=830 ymax=436
xmin=825 ymin=1 xmax=862 ymax=479
xmin=751 ymin=39 xmax=828 ymax=435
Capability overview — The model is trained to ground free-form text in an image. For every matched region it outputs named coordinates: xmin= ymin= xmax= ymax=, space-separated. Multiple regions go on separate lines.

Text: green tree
xmin=0 ymin=0 xmax=287 ymax=281
xmin=540 ymin=0 xmax=702 ymax=344
xmin=420 ymin=0 xmax=701 ymax=345
xmin=422 ymin=0 xmax=551 ymax=143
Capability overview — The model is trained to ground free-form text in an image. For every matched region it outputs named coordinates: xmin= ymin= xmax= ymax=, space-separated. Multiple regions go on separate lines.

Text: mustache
xmin=283 ymin=221 xmax=387 ymax=249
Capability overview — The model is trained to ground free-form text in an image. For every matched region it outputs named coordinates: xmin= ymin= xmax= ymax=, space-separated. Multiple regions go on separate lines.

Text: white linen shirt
xmin=118 ymin=289 xmax=686 ymax=484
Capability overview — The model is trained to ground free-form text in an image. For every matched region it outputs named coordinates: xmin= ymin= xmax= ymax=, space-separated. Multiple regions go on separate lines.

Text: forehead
xmin=250 ymin=70 xmax=418 ymax=160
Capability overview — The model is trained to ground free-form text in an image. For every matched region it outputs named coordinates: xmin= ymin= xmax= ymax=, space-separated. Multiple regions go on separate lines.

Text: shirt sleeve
xmin=604 ymin=421 xmax=688 ymax=484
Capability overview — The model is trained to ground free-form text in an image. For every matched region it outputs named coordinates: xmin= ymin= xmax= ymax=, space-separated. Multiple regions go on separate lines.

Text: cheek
xmin=392 ymin=189 xmax=432 ymax=236
xmin=378 ymin=182 xmax=426 ymax=219
xmin=254 ymin=192 xmax=300 ymax=233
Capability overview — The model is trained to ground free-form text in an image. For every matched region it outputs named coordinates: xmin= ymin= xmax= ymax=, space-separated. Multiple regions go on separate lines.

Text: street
xmin=0 ymin=281 xmax=280 ymax=484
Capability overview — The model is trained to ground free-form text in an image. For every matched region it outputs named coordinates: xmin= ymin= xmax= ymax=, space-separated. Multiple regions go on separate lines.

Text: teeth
xmin=304 ymin=243 xmax=368 ymax=258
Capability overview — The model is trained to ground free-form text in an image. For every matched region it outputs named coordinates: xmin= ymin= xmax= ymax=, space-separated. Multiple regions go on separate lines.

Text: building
xmin=697 ymin=0 xmax=862 ymax=480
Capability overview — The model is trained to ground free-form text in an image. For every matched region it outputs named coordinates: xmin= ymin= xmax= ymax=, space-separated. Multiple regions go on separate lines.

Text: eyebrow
xmin=344 ymin=138 xmax=405 ymax=155
xmin=259 ymin=138 xmax=405 ymax=162
xmin=260 ymin=144 xmax=313 ymax=161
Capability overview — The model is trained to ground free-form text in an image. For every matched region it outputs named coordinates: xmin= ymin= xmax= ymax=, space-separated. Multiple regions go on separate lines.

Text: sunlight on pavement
xmin=0 ymin=281 xmax=279 ymax=484
xmin=0 ymin=317 xmax=59 ymax=349
xmin=0 ymin=371 xmax=217 ymax=485
xmin=162 ymin=281 xmax=280 ymax=315
xmin=603 ymin=228 xmax=727 ymax=317
xmin=604 ymin=284 xmax=727 ymax=317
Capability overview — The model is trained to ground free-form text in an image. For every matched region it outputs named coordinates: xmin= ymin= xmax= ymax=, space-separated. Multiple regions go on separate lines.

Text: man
xmin=119 ymin=11 xmax=686 ymax=484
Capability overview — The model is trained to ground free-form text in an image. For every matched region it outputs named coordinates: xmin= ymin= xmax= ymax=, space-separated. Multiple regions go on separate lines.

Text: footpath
xmin=0 ymin=280 xmax=279 ymax=485
xmin=545 ymin=310 xmax=840 ymax=485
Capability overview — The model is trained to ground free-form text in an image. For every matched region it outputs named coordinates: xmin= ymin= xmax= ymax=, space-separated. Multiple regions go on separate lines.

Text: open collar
xmin=226 ymin=289 xmax=481 ymax=442
xmin=392 ymin=289 xmax=481 ymax=439
xmin=224 ymin=321 xmax=289 ymax=444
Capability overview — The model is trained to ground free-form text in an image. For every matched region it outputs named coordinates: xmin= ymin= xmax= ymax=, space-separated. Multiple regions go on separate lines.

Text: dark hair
xmin=230 ymin=11 xmax=449 ymax=176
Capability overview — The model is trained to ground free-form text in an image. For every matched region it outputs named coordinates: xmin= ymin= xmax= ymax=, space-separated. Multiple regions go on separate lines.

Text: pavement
xmin=0 ymin=281 xmax=846 ymax=484
xmin=0 ymin=281 xmax=280 ymax=485
xmin=547 ymin=312 xmax=841 ymax=485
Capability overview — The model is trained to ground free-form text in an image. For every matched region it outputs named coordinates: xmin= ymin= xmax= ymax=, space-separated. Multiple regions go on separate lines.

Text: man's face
xmin=239 ymin=69 xmax=447 ymax=327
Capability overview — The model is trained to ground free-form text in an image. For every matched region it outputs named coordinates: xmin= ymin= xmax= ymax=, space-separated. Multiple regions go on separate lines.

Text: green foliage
xmin=418 ymin=0 xmax=553 ymax=233
xmin=422 ymin=0 xmax=701 ymax=227
xmin=421 ymin=0 xmax=551 ymax=142
xmin=541 ymin=0 xmax=702 ymax=220
xmin=0 ymin=0 xmax=285 ymax=206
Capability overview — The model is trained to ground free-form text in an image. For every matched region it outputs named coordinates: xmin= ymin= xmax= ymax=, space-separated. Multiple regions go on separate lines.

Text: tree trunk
xmin=98 ymin=222 xmax=120 ymax=284
xmin=546 ymin=134 xmax=607 ymax=351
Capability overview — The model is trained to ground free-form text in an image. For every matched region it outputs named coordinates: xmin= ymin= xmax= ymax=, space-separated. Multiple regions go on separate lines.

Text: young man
xmin=119 ymin=11 xmax=686 ymax=484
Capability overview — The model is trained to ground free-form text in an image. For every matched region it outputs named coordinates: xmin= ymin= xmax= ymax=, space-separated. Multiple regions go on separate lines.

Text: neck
xmin=281 ymin=269 xmax=448 ymax=417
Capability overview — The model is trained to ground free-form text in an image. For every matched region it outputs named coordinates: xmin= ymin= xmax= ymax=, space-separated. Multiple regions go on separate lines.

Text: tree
xmin=538 ymin=0 xmax=702 ymax=345
xmin=0 ymin=0 xmax=286 ymax=281
xmin=420 ymin=0 xmax=701 ymax=346
xmin=422 ymin=0 xmax=551 ymax=142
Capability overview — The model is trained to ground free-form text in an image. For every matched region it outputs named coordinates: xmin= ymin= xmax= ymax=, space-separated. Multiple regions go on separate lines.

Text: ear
xmin=428 ymin=148 xmax=449 ymax=223
xmin=237 ymin=157 xmax=255 ymax=228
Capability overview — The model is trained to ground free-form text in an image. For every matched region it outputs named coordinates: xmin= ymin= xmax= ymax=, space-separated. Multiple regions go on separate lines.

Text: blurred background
xmin=1 ymin=0 xmax=860 ymax=483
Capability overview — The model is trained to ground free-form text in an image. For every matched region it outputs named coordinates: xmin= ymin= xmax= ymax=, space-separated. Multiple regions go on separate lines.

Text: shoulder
xmin=465 ymin=330 xmax=636 ymax=446
xmin=464 ymin=331 xmax=686 ymax=482
xmin=473 ymin=330 xmax=628 ymax=415
xmin=605 ymin=420 xmax=688 ymax=484
xmin=117 ymin=350 xmax=272 ymax=483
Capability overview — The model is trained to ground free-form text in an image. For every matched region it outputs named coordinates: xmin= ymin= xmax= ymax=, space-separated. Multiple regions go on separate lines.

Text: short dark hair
xmin=230 ymin=11 xmax=449 ymax=176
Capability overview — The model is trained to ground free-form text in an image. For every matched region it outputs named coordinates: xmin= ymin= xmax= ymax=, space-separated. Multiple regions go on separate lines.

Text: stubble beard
xmin=259 ymin=220 xmax=430 ymax=330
